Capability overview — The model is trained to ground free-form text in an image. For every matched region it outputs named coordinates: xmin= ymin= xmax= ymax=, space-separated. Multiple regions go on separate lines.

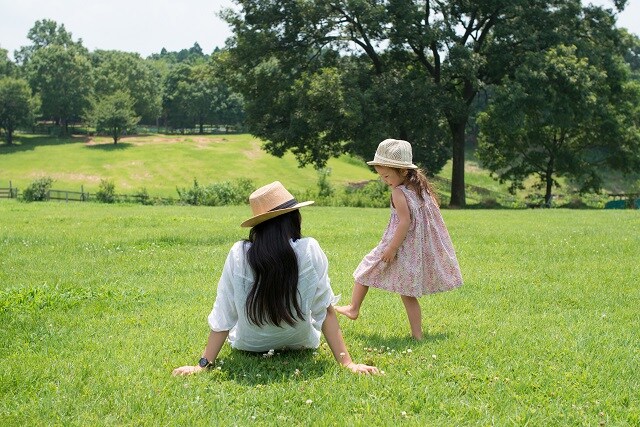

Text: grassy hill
xmin=1 ymin=132 xmax=632 ymax=207
xmin=0 ymin=133 xmax=377 ymax=198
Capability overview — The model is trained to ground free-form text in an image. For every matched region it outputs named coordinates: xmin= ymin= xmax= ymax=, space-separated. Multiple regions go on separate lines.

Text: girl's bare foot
xmin=334 ymin=305 xmax=359 ymax=320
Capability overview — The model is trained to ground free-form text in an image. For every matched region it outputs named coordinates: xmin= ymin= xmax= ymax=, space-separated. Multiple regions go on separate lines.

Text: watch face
xmin=198 ymin=357 xmax=209 ymax=368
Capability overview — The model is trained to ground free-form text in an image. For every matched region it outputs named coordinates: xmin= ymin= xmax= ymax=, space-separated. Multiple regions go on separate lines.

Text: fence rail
xmin=48 ymin=189 xmax=89 ymax=202
xmin=0 ymin=181 xmax=19 ymax=199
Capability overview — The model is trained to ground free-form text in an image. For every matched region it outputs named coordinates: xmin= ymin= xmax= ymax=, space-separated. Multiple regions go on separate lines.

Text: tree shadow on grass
xmin=206 ymin=348 xmax=330 ymax=386
xmin=84 ymin=142 xmax=133 ymax=151
xmin=0 ymin=135 xmax=87 ymax=153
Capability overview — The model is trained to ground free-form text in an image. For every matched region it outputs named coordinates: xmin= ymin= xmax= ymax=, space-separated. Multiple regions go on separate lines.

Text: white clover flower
xmin=406 ymin=349 xmax=412 ymax=353
xmin=306 ymin=399 xmax=313 ymax=405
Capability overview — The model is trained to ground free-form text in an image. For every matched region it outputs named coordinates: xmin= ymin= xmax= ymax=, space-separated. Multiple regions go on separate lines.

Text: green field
xmin=0 ymin=133 xmax=378 ymax=198
xmin=1 ymin=201 xmax=638 ymax=425
xmin=2 ymin=133 xmax=528 ymax=205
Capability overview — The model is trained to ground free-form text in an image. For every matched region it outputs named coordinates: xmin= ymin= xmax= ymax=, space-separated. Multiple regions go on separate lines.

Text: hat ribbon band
xmin=269 ymin=198 xmax=298 ymax=211
xmin=375 ymin=153 xmax=407 ymax=163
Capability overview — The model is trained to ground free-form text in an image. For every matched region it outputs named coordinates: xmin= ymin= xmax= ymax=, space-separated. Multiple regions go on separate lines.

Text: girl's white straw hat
xmin=367 ymin=139 xmax=418 ymax=169
xmin=241 ymin=181 xmax=314 ymax=228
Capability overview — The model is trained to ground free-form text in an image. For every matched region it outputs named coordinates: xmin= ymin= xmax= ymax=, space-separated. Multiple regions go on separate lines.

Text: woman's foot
xmin=334 ymin=304 xmax=359 ymax=320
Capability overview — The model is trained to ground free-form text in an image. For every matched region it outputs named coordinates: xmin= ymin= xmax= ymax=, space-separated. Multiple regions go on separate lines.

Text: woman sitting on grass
xmin=172 ymin=181 xmax=378 ymax=375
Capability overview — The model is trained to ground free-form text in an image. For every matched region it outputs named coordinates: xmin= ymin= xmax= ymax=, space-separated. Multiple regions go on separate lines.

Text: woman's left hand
xmin=172 ymin=365 xmax=205 ymax=376
xmin=346 ymin=362 xmax=381 ymax=375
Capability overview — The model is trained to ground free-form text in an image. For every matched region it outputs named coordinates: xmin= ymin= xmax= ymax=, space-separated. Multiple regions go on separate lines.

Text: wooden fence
xmin=0 ymin=181 xmax=165 ymax=204
xmin=0 ymin=181 xmax=19 ymax=199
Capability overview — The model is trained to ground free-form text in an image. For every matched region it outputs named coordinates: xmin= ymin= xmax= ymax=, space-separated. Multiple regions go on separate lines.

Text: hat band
xmin=269 ymin=198 xmax=298 ymax=211
xmin=375 ymin=154 xmax=410 ymax=164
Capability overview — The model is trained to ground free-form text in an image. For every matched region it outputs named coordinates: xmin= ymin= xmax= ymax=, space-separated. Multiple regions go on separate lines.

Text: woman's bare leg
xmin=334 ymin=282 xmax=369 ymax=320
xmin=400 ymin=295 xmax=423 ymax=340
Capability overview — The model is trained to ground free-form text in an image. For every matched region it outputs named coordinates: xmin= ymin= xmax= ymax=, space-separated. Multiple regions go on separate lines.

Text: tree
xmin=149 ymin=42 xmax=209 ymax=64
xmin=27 ymin=44 xmax=93 ymax=133
xmin=476 ymin=44 xmax=640 ymax=205
xmin=0 ymin=48 xmax=17 ymax=77
xmin=162 ymin=63 xmax=220 ymax=133
xmin=89 ymin=91 xmax=140 ymax=144
xmin=0 ymin=77 xmax=38 ymax=144
xmin=91 ymin=50 xmax=162 ymax=123
xmin=14 ymin=19 xmax=84 ymax=65
xmin=222 ymin=0 xmax=631 ymax=207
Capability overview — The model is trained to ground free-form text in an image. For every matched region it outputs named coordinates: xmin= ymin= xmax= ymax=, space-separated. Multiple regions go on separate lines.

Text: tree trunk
xmin=544 ymin=158 xmax=555 ymax=207
xmin=199 ymin=121 xmax=204 ymax=135
xmin=6 ymin=124 xmax=14 ymax=144
xmin=449 ymin=120 xmax=466 ymax=208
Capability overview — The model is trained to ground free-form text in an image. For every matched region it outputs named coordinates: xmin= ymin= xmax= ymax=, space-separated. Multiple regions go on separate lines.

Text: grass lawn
xmin=1 ymin=201 xmax=639 ymax=425
xmin=0 ymin=133 xmax=377 ymax=198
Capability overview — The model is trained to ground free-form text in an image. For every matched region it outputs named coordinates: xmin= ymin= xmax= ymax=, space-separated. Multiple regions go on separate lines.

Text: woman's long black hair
xmin=244 ymin=210 xmax=305 ymax=327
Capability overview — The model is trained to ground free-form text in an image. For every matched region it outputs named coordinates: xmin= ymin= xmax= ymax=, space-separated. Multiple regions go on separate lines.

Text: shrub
xmin=176 ymin=179 xmax=206 ymax=205
xmin=341 ymin=179 xmax=390 ymax=208
xmin=317 ymin=168 xmax=334 ymax=198
xmin=134 ymin=187 xmax=151 ymax=205
xmin=22 ymin=177 xmax=54 ymax=202
xmin=177 ymin=178 xmax=255 ymax=206
xmin=96 ymin=179 xmax=116 ymax=203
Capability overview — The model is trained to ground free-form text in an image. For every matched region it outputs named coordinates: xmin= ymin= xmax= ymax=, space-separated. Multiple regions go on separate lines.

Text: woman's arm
xmin=321 ymin=306 xmax=379 ymax=374
xmin=172 ymin=330 xmax=229 ymax=376
xmin=381 ymin=187 xmax=410 ymax=262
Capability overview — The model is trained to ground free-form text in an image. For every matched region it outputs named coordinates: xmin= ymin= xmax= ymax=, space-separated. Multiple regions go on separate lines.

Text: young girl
xmin=173 ymin=181 xmax=378 ymax=375
xmin=335 ymin=139 xmax=463 ymax=339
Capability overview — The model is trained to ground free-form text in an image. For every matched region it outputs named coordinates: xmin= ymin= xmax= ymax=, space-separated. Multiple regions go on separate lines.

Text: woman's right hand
xmin=345 ymin=362 xmax=380 ymax=375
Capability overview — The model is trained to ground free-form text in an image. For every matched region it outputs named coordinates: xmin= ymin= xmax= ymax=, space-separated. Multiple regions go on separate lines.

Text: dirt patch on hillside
xmin=243 ymin=139 xmax=263 ymax=159
xmin=84 ymin=135 xmax=231 ymax=148
xmin=34 ymin=172 xmax=103 ymax=183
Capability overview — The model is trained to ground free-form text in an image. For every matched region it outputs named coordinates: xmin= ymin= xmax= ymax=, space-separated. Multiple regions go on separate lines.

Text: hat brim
xmin=240 ymin=201 xmax=314 ymax=228
xmin=367 ymin=160 xmax=418 ymax=169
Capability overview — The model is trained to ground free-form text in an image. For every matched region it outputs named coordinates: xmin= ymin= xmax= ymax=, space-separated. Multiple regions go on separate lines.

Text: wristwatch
xmin=198 ymin=357 xmax=212 ymax=369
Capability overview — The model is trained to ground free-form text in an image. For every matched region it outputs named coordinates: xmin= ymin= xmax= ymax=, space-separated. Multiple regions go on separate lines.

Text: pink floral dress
xmin=354 ymin=185 xmax=463 ymax=297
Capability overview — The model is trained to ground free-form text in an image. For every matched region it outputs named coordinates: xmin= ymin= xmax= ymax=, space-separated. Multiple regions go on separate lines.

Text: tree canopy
xmin=91 ymin=50 xmax=162 ymax=123
xmin=477 ymin=44 xmax=640 ymax=205
xmin=89 ymin=91 xmax=140 ymax=144
xmin=221 ymin=0 xmax=633 ymax=206
xmin=0 ymin=77 xmax=38 ymax=144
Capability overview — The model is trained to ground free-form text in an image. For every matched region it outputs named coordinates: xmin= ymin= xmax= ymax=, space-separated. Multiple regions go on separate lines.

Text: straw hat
xmin=366 ymin=139 xmax=418 ymax=169
xmin=241 ymin=181 xmax=314 ymax=228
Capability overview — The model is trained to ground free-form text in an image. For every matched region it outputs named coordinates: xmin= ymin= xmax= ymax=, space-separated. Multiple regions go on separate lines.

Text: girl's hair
xmin=404 ymin=168 xmax=440 ymax=206
xmin=244 ymin=210 xmax=305 ymax=327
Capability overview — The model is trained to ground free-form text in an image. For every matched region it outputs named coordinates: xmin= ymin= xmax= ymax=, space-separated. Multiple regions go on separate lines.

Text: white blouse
xmin=208 ymin=237 xmax=337 ymax=352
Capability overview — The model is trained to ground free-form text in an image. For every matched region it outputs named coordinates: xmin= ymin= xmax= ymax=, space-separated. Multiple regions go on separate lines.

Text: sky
xmin=0 ymin=0 xmax=638 ymax=61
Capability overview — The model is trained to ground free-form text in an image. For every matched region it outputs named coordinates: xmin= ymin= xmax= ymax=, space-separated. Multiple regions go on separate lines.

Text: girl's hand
xmin=381 ymin=246 xmax=397 ymax=263
xmin=346 ymin=362 xmax=380 ymax=375
xmin=172 ymin=365 xmax=205 ymax=376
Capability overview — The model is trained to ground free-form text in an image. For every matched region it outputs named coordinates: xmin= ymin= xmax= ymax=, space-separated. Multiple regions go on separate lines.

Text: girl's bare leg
xmin=334 ymin=282 xmax=369 ymax=320
xmin=400 ymin=295 xmax=423 ymax=340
